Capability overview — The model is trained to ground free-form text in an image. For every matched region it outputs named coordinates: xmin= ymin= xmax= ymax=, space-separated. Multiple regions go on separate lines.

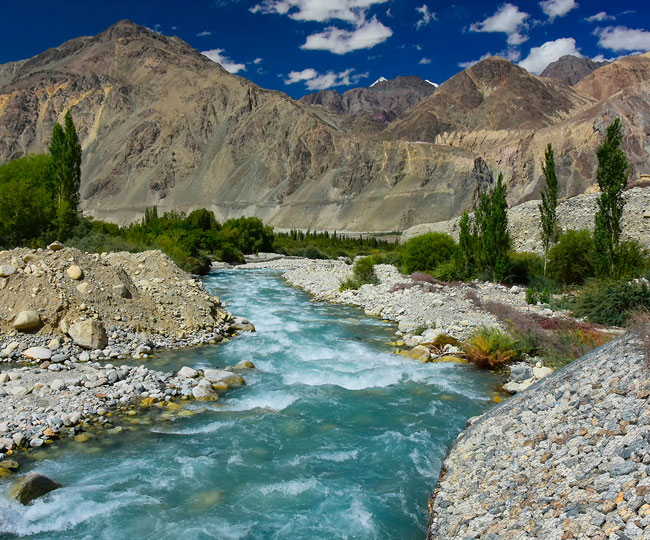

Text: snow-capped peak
xmin=370 ymin=77 xmax=387 ymax=87
xmin=425 ymin=80 xmax=439 ymax=87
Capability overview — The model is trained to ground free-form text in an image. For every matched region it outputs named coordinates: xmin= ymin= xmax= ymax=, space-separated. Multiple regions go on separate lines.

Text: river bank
xmin=0 ymin=246 xmax=252 ymax=462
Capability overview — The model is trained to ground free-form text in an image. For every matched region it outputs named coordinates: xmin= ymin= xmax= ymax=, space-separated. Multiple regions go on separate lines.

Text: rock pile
xmin=428 ymin=333 xmax=650 ymax=539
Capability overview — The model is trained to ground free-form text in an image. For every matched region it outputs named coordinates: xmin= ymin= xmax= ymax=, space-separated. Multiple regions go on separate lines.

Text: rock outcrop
xmin=541 ymin=54 xmax=610 ymax=86
xmin=428 ymin=333 xmax=650 ymax=539
xmin=12 ymin=473 xmax=62 ymax=505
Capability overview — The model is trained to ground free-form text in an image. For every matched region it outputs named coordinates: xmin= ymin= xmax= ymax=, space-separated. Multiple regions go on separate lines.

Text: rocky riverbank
xmin=427 ymin=332 xmax=650 ymax=539
xmin=0 ymin=245 xmax=253 ymax=467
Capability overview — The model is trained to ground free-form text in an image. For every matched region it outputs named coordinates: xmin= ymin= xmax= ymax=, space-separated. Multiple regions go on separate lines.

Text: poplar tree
xmin=49 ymin=110 xmax=82 ymax=239
xmin=539 ymin=143 xmax=558 ymax=276
xmin=593 ymin=118 xmax=629 ymax=277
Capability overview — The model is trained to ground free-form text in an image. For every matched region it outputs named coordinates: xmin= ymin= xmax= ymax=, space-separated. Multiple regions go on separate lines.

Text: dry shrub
xmin=463 ymin=326 xmax=518 ymax=369
xmin=630 ymin=310 xmax=650 ymax=363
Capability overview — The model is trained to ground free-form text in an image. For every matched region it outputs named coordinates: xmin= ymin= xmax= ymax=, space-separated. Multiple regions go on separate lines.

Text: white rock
xmin=192 ymin=385 xmax=219 ymax=400
xmin=178 ymin=366 xmax=198 ymax=378
xmin=67 ymin=265 xmax=84 ymax=280
xmin=68 ymin=319 xmax=108 ymax=350
xmin=503 ymin=380 xmax=534 ymax=394
xmin=0 ymin=265 xmax=16 ymax=277
xmin=48 ymin=338 xmax=61 ymax=350
xmin=13 ymin=310 xmax=41 ymax=331
xmin=76 ymin=282 xmax=92 ymax=294
xmin=23 ymin=347 xmax=52 ymax=361
xmin=533 ymin=366 xmax=553 ymax=380
xmin=50 ymin=379 xmax=66 ymax=392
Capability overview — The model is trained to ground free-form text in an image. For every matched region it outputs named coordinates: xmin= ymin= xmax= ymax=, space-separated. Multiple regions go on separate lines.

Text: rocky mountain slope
xmin=540 ymin=54 xmax=609 ymax=86
xmin=0 ymin=20 xmax=649 ymax=231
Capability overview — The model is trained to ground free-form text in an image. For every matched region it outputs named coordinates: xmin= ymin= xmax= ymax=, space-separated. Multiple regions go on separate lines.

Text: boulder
xmin=404 ymin=345 xmax=431 ymax=363
xmin=503 ymin=380 xmax=534 ymax=394
xmin=192 ymin=385 xmax=220 ymax=400
xmin=510 ymin=364 xmax=534 ymax=383
xmin=66 ymin=265 xmax=84 ymax=280
xmin=13 ymin=311 xmax=41 ymax=331
xmin=47 ymin=241 xmax=64 ymax=251
xmin=68 ymin=319 xmax=108 ymax=350
xmin=233 ymin=360 xmax=256 ymax=370
xmin=533 ymin=366 xmax=553 ymax=380
xmin=23 ymin=347 xmax=52 ymax=361
xmin=203 ymin=369 xmax=246 ymax=387
xmin=178 ymin=366 xmax=198 ymax=378
xmin=12 ymin=473 xmax=62 ymax=505
xmin=0 ymin=265 xmax=16 ymax=277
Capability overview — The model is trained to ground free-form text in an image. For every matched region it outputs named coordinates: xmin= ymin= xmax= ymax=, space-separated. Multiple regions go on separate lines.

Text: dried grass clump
xmin=463 ymin=326 xmax=518 ymax=369
xmin=630 ymin=310 xmax=650 ymax=363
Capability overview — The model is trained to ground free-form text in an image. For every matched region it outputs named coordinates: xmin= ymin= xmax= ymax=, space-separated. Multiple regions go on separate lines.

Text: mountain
xmin=540 ymin=55 xmax=609 ymax=86
xmin=299 ymin=75 xmax=436 ymax=133
xmin=0 ymin=22 xmax=649 ymax=231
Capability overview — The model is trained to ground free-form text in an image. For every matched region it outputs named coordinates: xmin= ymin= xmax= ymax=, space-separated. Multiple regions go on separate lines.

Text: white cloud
xmin=301 ymin=16 xmax=392 ymax=54
xmin=469 ymin=3 xmax=529 ymax=46
xmin=284 ymin=67 xmax=368 ymax=90
xmin=539 ymin=0 xmax=578 ymax=22
xmin=253 ymin=57 xmax=263 ymax=64
xmin=419 ymin=57 xmax=431 ymax=64
xmin=250 ymin=0 xmax=388 ymax=24
xmin=196 ymin=30 xmax=212 ymax=37
xmin=415 ymin=4 xmax=436 ymax=29
xmin=518 ymin=37 xmax=582 ymax=74
xmin=585 ymin=12 xmax=615 ymax=23
xmin=201 ymin=49 xmax=246 ymax=73
xmin=595 ymin=26 xmax=650 ymax=52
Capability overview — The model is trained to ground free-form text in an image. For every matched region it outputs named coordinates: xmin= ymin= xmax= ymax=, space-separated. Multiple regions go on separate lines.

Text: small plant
xmin=463 ymin=326 xmax=518 ymax=369
xmin=339 ymin=276 xmax=361 ymax=291
xmin=339 ymin=256 xmax=379 ymax=290
xmin=526 ymin=287 xmax=538 ymax=305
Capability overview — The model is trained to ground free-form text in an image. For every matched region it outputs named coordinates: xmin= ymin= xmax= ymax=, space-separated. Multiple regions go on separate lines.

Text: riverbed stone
xmin=203 ymin=369 xmax=245 ymax=387
xmin=233 ymin=360 xmax=256 ymax=370
xmin=12 ymin=473 xmax=62 ymax=505
xmin=13 ymin=311 xmax=41 ymax=331
xmin=66 ymin=265 xmax=84 ymax=280
xmin=178 ymin=366 xmax=198 ymax=378
xmin=68 ymin=319 xmax=108 ymax=350
xmin=23 ymin=347 xmax=52 ymax=361
xmin=404 ymin=345 xmax=431 ymax=363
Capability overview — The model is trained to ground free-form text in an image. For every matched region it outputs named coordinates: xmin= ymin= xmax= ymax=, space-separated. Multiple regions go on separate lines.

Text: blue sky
xmin=1 ymin=1 xmax=649 ymax=98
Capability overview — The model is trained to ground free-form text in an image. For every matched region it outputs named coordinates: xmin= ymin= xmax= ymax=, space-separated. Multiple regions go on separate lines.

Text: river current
xmin=0 ymin=269 xmax=499 ymax=539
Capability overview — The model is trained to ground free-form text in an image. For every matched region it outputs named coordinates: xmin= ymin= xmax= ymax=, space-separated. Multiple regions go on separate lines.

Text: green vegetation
xmin=463 ymin=326 xmax=518 ymax=369
xmin=400 ymin=232 xmax=456 ymax=274
xmin=594 ymin=118 xmax=629 ymax=278
xmin=273 ymin=230 xmax=397 ymax=260
xmin=539 ymin=143 xmax=559 ymax=276
xmin=547 ymin=229 xmax=595 ymax=285
xmin=339 ymin=256 xmax=380 ymax=290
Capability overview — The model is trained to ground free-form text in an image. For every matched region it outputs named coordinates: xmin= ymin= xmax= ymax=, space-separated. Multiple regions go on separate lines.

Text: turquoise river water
xmin=0 ymin=269 xmax=501 ymax=539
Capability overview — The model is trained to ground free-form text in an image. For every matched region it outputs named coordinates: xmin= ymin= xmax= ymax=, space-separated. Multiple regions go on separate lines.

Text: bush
xmin=505 ymin=252 xmax=545 ymax=286
xmin=567 ymin=279 xmax=650 ymax=327
xmin=339 ymin=257 xmax=379 ymax=291
xmin=612 ymin=240 xmax=648 ymax=279
xmin=218 ymin=243 xmax=245 ymax=264
xmin=463 ymin=326 xmax=518 ymax=369
xmin=401 ymin=232 xmax=456 ymax=274
xmin=547 ymin=229 xmax=594 ymax=285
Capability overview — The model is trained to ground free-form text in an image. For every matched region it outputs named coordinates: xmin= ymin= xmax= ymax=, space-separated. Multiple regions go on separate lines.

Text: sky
xmin=1 ymin=1 xmax=649 ymax=98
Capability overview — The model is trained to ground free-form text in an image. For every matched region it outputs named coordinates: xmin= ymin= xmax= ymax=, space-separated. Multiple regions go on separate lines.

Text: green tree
xmin=49 ymin=110 xmax=82 ymax=239
xmin=401 ymin=232 xmax=457 ymax=274
xmin=539 ymin=143 xmax=558 ymax=276
xmin=474 ymin=173 xmax=511 ymax=281
xmin=593 ymin=118 xmax=629 ymax=277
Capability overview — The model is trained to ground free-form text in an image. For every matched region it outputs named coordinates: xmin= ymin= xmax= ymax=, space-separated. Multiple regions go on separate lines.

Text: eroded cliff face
xmin=0 ymin=21 xmax=649 ymax=231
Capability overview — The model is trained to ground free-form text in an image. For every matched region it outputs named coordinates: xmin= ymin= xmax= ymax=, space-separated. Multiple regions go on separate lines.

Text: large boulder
xmin=203 ymin=369 xmax=246 ymax=387
xmin=13 ymin=311 xmax=41 ymax=331
xmin=12 ymin=472 xmax=62 ymax=505
xmin=68 ymin=319 xmax=108 ymax=350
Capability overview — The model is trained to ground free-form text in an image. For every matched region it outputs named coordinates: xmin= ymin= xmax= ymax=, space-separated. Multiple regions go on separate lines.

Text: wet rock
xmin=404 ymin=345 xmax=431 ymax=363
xmin=68 ymin=319 xmax=108 ymax=350
xmin=233 ymin=360 xmax=256 ymax=370
xmin=13 ymin=311 xmax=41 ymax=331
xmin=192 ymin=384 xmax=220 ymax=400
xmin=12 ymin=472 xmax=62 ymax=505
xmin=203 ymin=369 xmax=246 ymax=387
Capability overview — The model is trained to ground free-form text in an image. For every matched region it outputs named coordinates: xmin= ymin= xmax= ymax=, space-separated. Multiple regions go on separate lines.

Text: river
xmin=0 ymin=269 xmax=500 ymax=539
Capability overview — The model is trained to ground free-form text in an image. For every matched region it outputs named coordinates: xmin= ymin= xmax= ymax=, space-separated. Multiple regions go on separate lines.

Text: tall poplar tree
xmin=593 ymin=118 xmax=629 ymax=277
xmin=49 ymin=110 xmax=81 ymax=239
xmin=539 ymin=143 xmax=558 ymax=276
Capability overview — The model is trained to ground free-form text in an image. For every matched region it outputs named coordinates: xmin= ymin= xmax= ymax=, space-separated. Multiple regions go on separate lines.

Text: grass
xmin=463 ymin=326 xmax=518 ymax=369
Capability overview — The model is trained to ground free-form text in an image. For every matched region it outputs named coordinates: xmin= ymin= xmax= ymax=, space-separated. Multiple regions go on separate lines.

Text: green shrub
xmin=401 ymin=232 xmax=456 ymax=274
xmin=463 ymin=326 xmax=518 ymax=369
xmin=612 ymin=240 xmax=648 ymax=279
xmin=547 ymin=229 xmax=594 ymax=285
xmin=339 ymin=256 xmax=380 ymax=290
xmin=339 ymin=277 xmax=361 ymax=291
xmin=506 ymin=252 xmax=545 ymax=285
xmin=567 ymin=279 xmax=650 ymax=326
xmin=218 ymin=243 xmax=245 ymax=264
xmin=525 ymin=287 xmax=538 ymax=305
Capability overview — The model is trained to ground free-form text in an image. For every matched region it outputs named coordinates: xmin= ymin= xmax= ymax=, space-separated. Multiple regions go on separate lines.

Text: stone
xmin=66 ymin=265 xmax=84 ymax=280
xmin=510 ymin=364 xmax=534 ymax=383
xmin=23 ymin=347 xmax=52 ymax=361
xmin=503 ymin=380 xmax=534 ymax=394
xmin=233 ymin=360 xmax=256 ymax=370
xmin=404 ymin=345 xmax=431 ymax=363
xmin=68 ymin=319 xmax=108 ymax=350
xmin=178 ymin=366 xmax=198 ymax=378
xmin=203 ymin=369 xmax=246 ymax=387
xmin=13 ymin=310 xmax=41 ymax=331
xmin=48 ymin=338 xmax=61 ymax=350
xmin=50 ymin=379 xmax=66 ymax=392
xmin=0 ymin=265 xmax=16 ymax=277
xmin=192 ymin=385 xmax=220 ymax=400
xmin=48 ymin=241 xmax=64 ymax=251
xmin=533 ymin=366 xmax=553 ymax=380
xmin=12 ymin=473 xmax=62 ymax=505
xmin=76 ymin=281 xmax=92 ymax=294
xmin=0 ymin=460 xmax=19 ymax=471
xmin=29 ymin=438 xmax=44 ymax=448
xmin=112 ymin=284 xmax=131 ymax=299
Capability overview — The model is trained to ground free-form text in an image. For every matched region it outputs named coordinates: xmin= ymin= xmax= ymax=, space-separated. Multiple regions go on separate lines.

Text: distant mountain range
xmin=0 ymin=20 xmax=648 ymax=231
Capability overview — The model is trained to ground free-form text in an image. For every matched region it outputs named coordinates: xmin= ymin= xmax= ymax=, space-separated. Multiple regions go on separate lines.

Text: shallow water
xmin=0 ymin=270 xmax=500 ymax=539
